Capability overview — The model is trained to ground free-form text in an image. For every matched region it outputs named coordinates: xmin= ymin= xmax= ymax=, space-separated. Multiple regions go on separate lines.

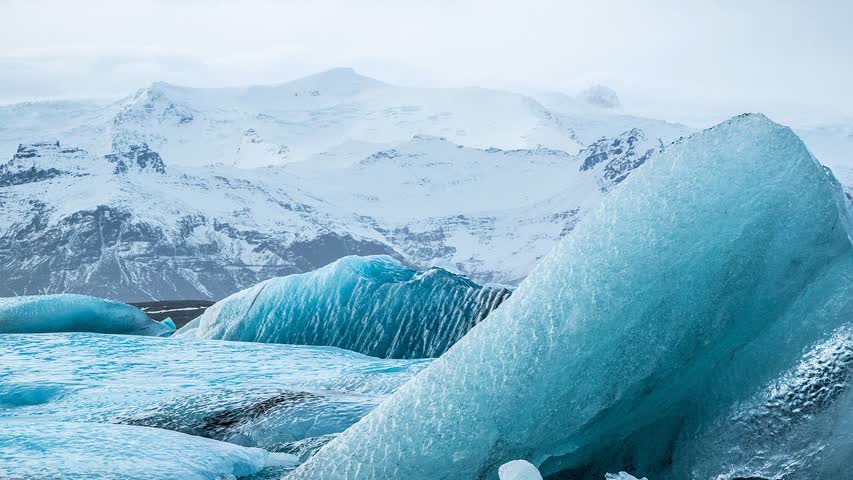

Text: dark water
xmin=131 ymin=300 xmax=214 ymax=328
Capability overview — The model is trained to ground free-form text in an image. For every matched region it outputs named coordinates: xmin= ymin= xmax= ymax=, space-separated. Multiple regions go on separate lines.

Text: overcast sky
xmin=1 ymin=0 xmax=851 ymax=126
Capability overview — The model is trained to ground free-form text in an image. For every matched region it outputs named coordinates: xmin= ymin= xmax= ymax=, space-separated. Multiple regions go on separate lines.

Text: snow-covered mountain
xmin=0 ymin=68 xmax=588 ymax=170
xmin=0 ymin=68 xmax=750 ymax=301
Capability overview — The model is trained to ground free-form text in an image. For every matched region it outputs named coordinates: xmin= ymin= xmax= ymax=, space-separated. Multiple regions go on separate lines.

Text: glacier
xmin=289 ymin=114 xmax=853 ymax=480
xmin=0 ymin=294 xmax=174 ymax=336
xmin=177 ymin=255 xmax=511 ymax=358
xmin=0 ymin=333 xmax=429 ymax=456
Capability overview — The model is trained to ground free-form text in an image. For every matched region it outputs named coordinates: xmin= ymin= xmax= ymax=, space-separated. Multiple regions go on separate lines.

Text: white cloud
xmin=0 ymin=0 xmax=851 ymax=125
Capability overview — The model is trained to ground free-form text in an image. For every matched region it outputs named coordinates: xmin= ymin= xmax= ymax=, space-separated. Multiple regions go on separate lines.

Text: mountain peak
xmin=577 ymin=85 xmax=621 ymax=109
xmin=281 ymin=67 xmax=386 ymax=96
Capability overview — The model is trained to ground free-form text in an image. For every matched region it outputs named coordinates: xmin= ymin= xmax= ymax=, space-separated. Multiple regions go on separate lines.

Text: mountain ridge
xmin=4 ymin=69 xmax=846 ymax=301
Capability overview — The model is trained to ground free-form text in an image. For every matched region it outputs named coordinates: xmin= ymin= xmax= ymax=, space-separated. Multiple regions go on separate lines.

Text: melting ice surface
xmin=290 ymin=114 xmax=853 ymax=479
xmin=177 ymin=255 xmax=511 ymax=358
xmin=0 ymin=333 xmax=429 ymax=478
xmin=499 ymin=460 xmax=543 ymax=480
xmin=0 ymin=294 xmax=174 ymax=336
xmin=0 ymin=420 xmax=297 ymax=480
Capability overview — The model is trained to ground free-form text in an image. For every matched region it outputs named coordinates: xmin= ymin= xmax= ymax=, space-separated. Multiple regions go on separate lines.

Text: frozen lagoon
xmin=0 ymin=332 xmax=429 ymax=479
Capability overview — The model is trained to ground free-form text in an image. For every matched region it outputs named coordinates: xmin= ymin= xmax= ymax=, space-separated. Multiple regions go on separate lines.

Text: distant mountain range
xmin=0 ymin=68 xmax=848 ymax=300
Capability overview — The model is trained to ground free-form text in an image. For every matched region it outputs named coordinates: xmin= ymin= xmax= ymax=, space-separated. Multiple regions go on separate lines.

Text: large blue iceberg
xmin=177 ymin=255 xmax=511 ymax=358
xmin=0 ymin=294 xmax=174 ymax=336
xmin=0 ymin=332 xmax=428 ymax=458
xmin=290 ymin=114 xmax=853 ymax=479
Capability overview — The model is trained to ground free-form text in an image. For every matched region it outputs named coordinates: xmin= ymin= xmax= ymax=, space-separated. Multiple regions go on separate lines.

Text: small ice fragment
xmin=605 ymin=472 xmax=648 ymax=480
xmin=499 ymin=460 xmax=542 ymax=480
xmin=160 ymin=317 xmax=176 ymax=331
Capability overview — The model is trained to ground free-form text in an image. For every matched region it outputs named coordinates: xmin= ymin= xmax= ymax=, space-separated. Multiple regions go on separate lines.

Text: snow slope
xmin=6 ymin=68 xmax=805 ymax=301
xmin=0 ymin=113 xmax=674 ymax=300
xmin=0 ymin=68 xmax=583 ymax=169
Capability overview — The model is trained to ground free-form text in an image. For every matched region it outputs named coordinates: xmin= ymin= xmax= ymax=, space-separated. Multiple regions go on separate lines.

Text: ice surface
xmin=160 ymin=316 xmax=176 ymax=330
xmin=0 ymin=419 xmax=296 ymax=480
xmin=499 ymin=460 xmax=543 ymax=480
xmin=0 ymin=333 xmax=429 ymax=453
xmin=177 ymin=255 xmax=511 ymax=358
xmin=670 ymin=325 xmax=853 ymax=479
xmin=290 ymin=114 xmax=853 ymax=479
xmin=0 ymin=294 xmax=174 ymax=336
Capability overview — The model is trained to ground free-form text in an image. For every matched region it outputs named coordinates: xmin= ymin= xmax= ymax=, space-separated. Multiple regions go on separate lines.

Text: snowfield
xmin=0 ymin=68 xmax=694 ymax=300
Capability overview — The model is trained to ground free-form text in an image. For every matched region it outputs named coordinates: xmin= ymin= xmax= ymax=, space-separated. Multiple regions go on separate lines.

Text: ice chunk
xmin=176 ymin=255 xmax=511 ymax=358
xmin=499 ymin=460 xmax=543 ymax=480
xmin=0 ymin=419 xmax=296 ymax=480
xmin=604 ymin=473 xmax=647 ymax=480
xmin=289 ymin=114 xmax=853 ymax=479
xmin=160 ymin=317 xmax=176 ymax=331
xmin=0 ymin=332 xmax=428 ymax=453
xmin=0 ymin=294 xmax=174 ymax=336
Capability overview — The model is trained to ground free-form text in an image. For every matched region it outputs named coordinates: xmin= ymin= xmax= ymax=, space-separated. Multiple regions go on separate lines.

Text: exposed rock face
xmin=0 ymin=142 xmax=92 ymax=186
xmin=579 ymin=129 xmax=659 ymax=189
xmin=105 ymin=144 xmax=166 ymax=174
xmin=0 ymin=205 xmax=397 ymax=300
xmin=0 ymin=132 xmax=667 ymax=301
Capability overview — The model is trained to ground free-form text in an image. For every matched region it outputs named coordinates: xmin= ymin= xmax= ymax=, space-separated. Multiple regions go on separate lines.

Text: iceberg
xmin=289 ymin=114 xmax=853 ymax=479
xmin=176 ymin=255 xmax=511 ymax=358
xmin=0 ymin=332 xmax=428 ymax=454
xmin=0 ymin=419 xmax=297 ymax=480
xmin=0 ymin=294 xmax=174 ymax=336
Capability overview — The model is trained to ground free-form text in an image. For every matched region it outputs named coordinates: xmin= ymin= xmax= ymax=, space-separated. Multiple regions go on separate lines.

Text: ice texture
xmin=0 ymin=419 xmax=296 ymax=480
xmin=671 ymin=325 xmax=853 ymax=479
xmin=177 ymin=255 xmax=511 ymax=358
xmin=0 ymin=294 xmax=174 ymax=336
xmin=289 ymin=114 xmax=853 ymax=479
xmin=0 ymin=333 xmax=428 ymax=454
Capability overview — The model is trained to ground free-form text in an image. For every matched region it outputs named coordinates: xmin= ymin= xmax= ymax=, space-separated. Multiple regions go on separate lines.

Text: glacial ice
xmin=0 ymin=333 xmax=428 ymax=454
xmin=499 ymin=460 xmax=543 ymax=480
xmin=289 ymin=114 xmax=853 ymax=479
xmin=0 ymin=294 xmax=174 ymax=336
xmin=177 ymin=255 xmax=511 ymax=358
xmin=0 ymin=419 xmax=297 ymax=480
xmin=160 ymin=317 xmax=176 ymax=330
xmin=604 ymin=474 xmax=647 ymax=480
xmin=670 ymin=324 xmax=853 ymax=479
